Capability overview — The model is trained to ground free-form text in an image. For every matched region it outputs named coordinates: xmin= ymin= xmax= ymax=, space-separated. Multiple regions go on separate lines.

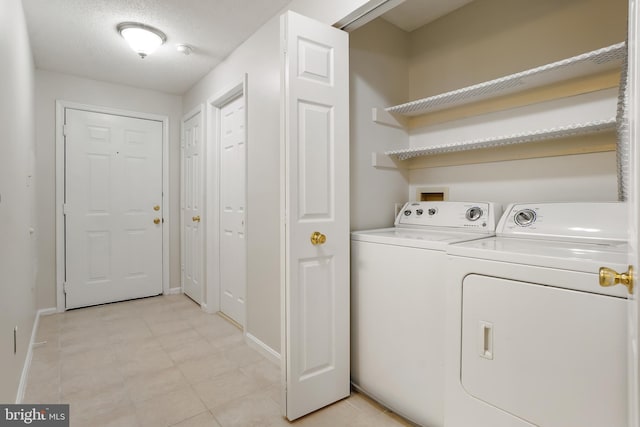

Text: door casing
xmin=204 ymin=76 xmax=248 ymax=325
xmin=55 ymin=100 xmax=170 ymax=312
xmin=181 ymin=105 xmax=205 ymax=304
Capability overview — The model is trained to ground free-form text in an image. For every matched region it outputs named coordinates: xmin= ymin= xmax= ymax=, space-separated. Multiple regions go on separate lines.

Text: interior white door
xmin=280 ymin=11 xmax=350 ymax=421
xmin=628 ymin=0 xmax=640 ymax=424
xmin=182 ymin=110 xmax=204 ymax=304
xmin=219 ymin=94 xmax=247 ymax=326
xmin=64 ymin=109 xmax=163 ymax=309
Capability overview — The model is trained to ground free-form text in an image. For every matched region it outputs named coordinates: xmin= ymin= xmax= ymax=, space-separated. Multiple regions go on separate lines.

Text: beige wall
xmin=350 ymin=18 xmax=410 ymax=230
xmin=408 ymin=0 xmax=628 ymax=99
xmin=34 ymin=70 xmax=183 ymax=309
xmin=403 ymin=0 xmax=627 ymax=204
xmin=0 ymin=0 xmax=37 ymax=402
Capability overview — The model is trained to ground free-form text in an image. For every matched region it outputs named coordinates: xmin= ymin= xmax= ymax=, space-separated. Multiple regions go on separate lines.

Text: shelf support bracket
xmin=372 ymin=107 xmax=408 ymax=129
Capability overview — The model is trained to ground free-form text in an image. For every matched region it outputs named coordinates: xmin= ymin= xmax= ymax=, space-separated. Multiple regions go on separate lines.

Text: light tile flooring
xmin=24 ymin=295 xmax=414 ymax=427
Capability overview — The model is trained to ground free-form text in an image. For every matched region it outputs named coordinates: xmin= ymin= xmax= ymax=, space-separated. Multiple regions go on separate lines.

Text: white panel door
xmin=281 ymin=11 xmax=350 ymax=421
xmin=65 ymin=109 xmax=163 ymax=309
xmin=219 ymin=95 xmax=247 ymax=326
xmin=182 ymin=110 xmax=204 ymax=304
xmin=629 ymin=1 xmax=640 ymax=424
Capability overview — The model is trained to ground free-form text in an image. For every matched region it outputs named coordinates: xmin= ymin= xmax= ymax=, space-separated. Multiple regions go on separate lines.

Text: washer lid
xmin=351 ymin=227 xmax=493 ymax=250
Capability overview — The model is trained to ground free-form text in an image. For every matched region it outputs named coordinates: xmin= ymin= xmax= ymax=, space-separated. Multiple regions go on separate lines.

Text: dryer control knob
xmin=404 ymin=210 xmax=412 ymax=216
xmin=465 ymin=207 xmax=483 ymax=221
xmin=514 ymin=209 xmax=536 ymax=226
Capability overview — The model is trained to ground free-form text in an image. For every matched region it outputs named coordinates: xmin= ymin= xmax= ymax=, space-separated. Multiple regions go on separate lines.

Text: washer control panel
xmin=498 ymin=202 xmax=627 ymax=242
xmin=395 ymin=201 xmax=502 ymax=232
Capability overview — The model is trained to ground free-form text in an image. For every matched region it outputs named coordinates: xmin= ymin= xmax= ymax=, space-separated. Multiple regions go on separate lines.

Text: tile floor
xmin=24 ymin=294 xmax=414 ymax=427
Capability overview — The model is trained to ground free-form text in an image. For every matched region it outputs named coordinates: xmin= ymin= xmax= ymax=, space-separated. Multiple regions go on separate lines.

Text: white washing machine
xmin=444 ymin=202 xmax=629 ymax=427
xmin=351 ymin=201 xmax=502 ymax=427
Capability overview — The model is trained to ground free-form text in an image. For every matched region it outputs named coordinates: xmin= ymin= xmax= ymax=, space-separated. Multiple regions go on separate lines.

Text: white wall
xmin=34 ymin=70 xmax=183 ymax=309
xmin=183 ymin=15 xmax=282 ymax=353
xmin=182 ymin=0 xmax=382 ymax=354
xmin=0 ymin=0 xmax=37 ymax=402
xmin=350 ymin=18 xmax=410 ymax=230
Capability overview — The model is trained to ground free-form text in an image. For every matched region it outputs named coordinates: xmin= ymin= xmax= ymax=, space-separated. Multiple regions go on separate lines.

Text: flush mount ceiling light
xmin=117 ymin=22 xmax=167 ymax=59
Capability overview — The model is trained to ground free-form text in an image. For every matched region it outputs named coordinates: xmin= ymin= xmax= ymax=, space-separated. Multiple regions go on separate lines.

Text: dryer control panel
xmin=395 ymin=201 xmax=502 ymax=233
xmin=498 ymin=202 xmax=627 ymax=243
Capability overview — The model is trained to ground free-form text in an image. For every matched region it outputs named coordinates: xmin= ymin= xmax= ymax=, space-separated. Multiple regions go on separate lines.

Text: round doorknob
xmin=310 ymin=231 xmax=326 ymax=245
xmin=192 ymin=215 xmax=201 ymax=223
xmin=153 ymin=218 xmax=161 ymax=225
xmin=153 ymin=205 xmax=160 ymax=211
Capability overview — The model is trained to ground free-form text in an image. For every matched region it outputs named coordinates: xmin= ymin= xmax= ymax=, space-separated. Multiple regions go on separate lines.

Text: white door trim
xmin=181 ymin=104 xmax=205 ymax=305
xmin=204 ymin=75 xmax=248 ymax=321
xmin=55 ymin=100 xmax=170 ymax=312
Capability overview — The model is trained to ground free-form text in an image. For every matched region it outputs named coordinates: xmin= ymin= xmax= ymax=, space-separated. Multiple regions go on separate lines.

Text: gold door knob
xmin=599 ymin=265 xmax=634 ymax=294
xmin=192 ymin=215 xmax=201 ymax=223
xmin=310 ymin=231 xmax=326 ymax=245
xmin=153 ymin=205 xmax=160 ymax=211
xmin=153 ymin=218 xmax=161 ymax=225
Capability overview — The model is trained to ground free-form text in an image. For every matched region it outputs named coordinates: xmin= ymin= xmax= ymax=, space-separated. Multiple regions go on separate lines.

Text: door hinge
xmin=63 ymin=124 xmax=68 ymax=136
xmin=63 ymin=282 xmax=68 ymax=294
xmin=63 ymin=203 xmax=69 ymax=215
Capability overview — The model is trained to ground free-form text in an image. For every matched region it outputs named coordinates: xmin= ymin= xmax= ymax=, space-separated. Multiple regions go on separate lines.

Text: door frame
xmin=55 ymin=100 xmax=170 ymax=312
xmin=204 ymin=75 xmax=248 ymax=321
xmin=180 ymin=104 xmax=205 ymax=305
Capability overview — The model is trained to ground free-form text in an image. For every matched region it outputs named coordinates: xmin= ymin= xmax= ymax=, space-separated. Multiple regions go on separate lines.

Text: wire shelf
xmin=386 ymin=42 xmax=626 ymax=117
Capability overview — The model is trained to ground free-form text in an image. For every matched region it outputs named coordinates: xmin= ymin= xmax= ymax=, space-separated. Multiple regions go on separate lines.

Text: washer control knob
xmin=465 ymin=207 xmax=483 ymax=221
xmin=403 ymin=210 xmax=412 ymax=216
xmin=428 ymin=208 xmax=437 ymax=216
xmin=514 ymin=209 xmax=536 ymax=226
xmin=416 ymin=209 xmax=424 ymax=216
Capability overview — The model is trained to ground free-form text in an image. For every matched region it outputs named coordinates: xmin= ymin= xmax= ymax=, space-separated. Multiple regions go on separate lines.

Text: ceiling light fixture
xmin=117 ymin=22 xmax=167 ymax=59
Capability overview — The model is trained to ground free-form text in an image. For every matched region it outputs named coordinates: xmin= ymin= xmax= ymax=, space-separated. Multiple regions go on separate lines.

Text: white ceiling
xmin=381 ymin=0 xmax=474 ymax=32
xmin=21 ymin=0 xmax=292 ymax=95
xmin=21 ymin=0 xmax=474 ymax=95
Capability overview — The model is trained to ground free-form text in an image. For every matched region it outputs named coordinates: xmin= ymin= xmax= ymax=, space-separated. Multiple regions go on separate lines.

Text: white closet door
xmin=65 ymin=109 xmax=163 ymax=309
xmin=628 ymin=0 xmax=640 ymax=424
xmin=182 ymin=110 xmax=204 ymax=304
xmin=281 ymin=11 xmax=350 ymax=421
xmin=219 ymin=94 xmax=247 ymax=326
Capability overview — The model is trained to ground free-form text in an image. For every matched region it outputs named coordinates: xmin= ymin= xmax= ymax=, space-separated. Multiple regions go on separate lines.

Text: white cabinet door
xmin=182 ymin=109 xmax=204 ymax=304
xmin=65 ymin=109 xmax=163 ymax=309
xmin=280 ymin=11 xmax=350 ymax=421
xmin=219 ymin=94 xmax=247 ymax=326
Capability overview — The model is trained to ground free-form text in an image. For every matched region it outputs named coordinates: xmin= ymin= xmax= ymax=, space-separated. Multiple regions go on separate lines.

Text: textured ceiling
xmin=22 ymin=0 xmax=292 ymax=94
xmin=21 ymin=0 xmax=475 ymax=95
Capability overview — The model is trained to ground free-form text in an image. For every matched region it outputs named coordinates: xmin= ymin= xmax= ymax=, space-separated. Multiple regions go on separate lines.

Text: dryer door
xmin=461 ymin=274 xmax=627 ymax=427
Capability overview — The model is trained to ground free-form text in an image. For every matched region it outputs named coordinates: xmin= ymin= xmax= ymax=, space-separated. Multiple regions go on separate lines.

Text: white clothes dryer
xmin=351 ymin=201 xmax=502 ymax=427
xmin=445 ymin=202 xmax=629 ymax=427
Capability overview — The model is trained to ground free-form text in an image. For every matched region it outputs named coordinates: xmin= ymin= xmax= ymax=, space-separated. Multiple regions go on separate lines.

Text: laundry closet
xmin=349 ymin=0 xmax=628 ymax=232
xmin=348 ymin=0 xmax=630 ymax=425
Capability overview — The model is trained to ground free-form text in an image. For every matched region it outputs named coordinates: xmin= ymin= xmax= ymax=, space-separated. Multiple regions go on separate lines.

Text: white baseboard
xmin=16 ymin=307 xmax=54 ymax=403
xmin=245 ymin=332 xmax=280 ymax=366
xmin=166 ymin=287 xmax=182 ymax=295
xmin=38 ymin=307 xmax=57 ymax=317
